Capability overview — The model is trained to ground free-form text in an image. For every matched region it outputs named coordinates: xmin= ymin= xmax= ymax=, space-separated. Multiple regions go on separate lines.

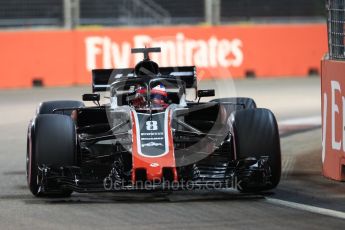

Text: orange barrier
xmin=0 ymin=24 xmax=327 ymax=88
xmin=321 ymin=59 xmax=345 ymax=181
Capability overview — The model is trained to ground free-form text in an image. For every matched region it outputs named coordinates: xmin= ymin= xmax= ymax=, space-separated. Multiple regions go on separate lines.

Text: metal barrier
xmin=0 ymin=0 xmax=64 ymax=28
xmin=80 ymin=0 xmax=171 ymax=26
xmin=0 ymin=0 xmax=327 ymax=29
xmin=322 ymin=0 xmax=345 ymax=181
xmin=327 ymin=0 xmax=345 ymax=59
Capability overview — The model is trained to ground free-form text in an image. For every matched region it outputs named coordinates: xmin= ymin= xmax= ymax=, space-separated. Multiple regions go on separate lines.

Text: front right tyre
xmin=229 ymin=108 xmax=281 ymax=192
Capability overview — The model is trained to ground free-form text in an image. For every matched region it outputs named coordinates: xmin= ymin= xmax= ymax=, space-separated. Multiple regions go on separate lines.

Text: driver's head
xmin=151 ymin=84 xmax=168 ymax=108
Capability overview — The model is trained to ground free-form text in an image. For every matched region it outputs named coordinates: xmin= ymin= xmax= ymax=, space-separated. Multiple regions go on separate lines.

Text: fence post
xmin=205 ymin=0 xmax=221 ymax=25
xmin=213 ymin=0 xmax=221 ymax=25
xmin=63 ymin=0 xmax=80 ymax=29
xmin=63 ymin=0 xmax=72 ymax=29
xmin=72 ymin=0 xmax=80 ymax=28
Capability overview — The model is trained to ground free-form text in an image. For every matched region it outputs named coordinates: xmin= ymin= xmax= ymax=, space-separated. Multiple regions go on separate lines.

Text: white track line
xmin=271 ymin=116 xmax=341 ymax=219
xmin=278 ymin=116 xmax=321 ymax=126
xmin=266 ymin=198 xmax=345 ymax=220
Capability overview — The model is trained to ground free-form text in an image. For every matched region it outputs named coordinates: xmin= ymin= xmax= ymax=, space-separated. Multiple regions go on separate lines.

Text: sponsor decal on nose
xmin=150 ymin=163 xmax=159 ymax=167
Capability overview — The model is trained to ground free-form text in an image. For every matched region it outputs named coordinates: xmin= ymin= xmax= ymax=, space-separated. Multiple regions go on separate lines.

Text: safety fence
xmin=327 ymin=0 xmax=345 ymax=59
xmin=0 ymin=0 xmax=326 ymax=28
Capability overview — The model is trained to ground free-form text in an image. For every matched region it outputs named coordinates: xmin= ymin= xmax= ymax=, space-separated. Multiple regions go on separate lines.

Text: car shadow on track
xmin=19 ymin=190 xmax=269 ymax=205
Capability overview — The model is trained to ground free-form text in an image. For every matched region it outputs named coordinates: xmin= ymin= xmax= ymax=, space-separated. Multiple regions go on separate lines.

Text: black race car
xmin=26 ymin=47 xmax=281 ymax=197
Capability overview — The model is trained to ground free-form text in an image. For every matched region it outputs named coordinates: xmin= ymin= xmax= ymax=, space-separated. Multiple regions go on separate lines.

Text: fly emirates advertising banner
xmin=321 ymin=60 xmax=345 ymax=181
xmin=0 ymin=25 xmax=326 ymax=88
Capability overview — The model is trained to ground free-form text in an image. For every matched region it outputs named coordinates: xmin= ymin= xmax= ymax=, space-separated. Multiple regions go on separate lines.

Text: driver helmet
xmin=151 ymin=84 xmax=168 ymax=108
xmin=131 ymin=85 xmax=147 ymax=108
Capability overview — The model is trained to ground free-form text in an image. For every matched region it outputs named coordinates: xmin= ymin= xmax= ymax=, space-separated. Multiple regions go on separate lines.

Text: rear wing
xmin=92 ymin=66 xmax=197 ymax=92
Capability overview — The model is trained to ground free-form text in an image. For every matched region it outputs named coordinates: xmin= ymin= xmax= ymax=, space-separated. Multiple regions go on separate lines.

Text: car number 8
xmin=146 ymin=121 xmax=158 ymax=130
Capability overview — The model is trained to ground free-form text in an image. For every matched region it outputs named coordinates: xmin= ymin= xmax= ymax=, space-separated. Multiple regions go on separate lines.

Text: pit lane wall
xmin=322 ymin=59 xmax=345 ymax=181
xmin=0 ymin=24 xmax=326 ymax=88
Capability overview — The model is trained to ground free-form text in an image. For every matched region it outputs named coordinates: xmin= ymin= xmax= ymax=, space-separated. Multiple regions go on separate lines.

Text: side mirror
xmin=197 ymin=89 xmax=215 ymax=98
xmin=82 ymin=93 xmax=100 ymax=102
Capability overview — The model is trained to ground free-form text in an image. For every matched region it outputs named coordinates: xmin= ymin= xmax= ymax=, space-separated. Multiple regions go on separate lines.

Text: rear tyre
xmin=27 ymin=114 xmax=76 ymax=197
xmin=229 ymin=108 xmax=281 ymax=192
xmin=37 ymin=100 xmax=84 ymax=115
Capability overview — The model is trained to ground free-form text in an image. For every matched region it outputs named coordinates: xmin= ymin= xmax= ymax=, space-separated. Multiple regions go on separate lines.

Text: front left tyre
xmin=27 ymin=114 xmax=76 ymax=197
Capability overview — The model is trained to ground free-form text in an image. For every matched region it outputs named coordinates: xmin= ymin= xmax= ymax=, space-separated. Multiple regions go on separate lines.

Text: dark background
xmin=0 ymin=0 xmax=326 ymax=27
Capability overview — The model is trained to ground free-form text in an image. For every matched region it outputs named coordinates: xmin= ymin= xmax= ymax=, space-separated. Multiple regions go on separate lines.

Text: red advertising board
xmin=321 ymin=59 xmax=345 ymax=181
xmin=0 ymin=24 xmax=327 ymax=88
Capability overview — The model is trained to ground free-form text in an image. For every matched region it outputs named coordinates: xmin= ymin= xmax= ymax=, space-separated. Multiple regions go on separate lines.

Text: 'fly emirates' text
xmin=85 ymin=33 xmax=243 ymax=71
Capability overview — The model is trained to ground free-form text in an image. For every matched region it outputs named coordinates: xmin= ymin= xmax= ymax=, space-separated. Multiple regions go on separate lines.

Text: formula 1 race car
xmin=26 ymin=47 xmax=281 ymax=197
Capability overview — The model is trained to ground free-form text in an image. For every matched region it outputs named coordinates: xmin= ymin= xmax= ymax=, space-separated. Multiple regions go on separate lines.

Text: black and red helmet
xmin=150 ymin=84 xmax=168 ymax=108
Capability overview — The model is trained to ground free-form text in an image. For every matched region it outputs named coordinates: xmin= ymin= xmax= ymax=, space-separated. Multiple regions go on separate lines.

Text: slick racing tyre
xmin=37 ymin=100 xmax=84 ymax=115
xmin=27 ymin=114 xmax=76 ymax=197
xmin=229 ymin=108 xmax=281 ymax=192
